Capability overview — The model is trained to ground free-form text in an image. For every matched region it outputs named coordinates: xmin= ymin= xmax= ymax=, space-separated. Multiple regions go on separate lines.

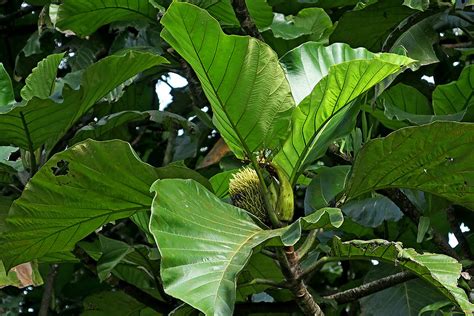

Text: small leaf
xmin=149 ymin=179 xmax=343 ymax=315
xmin=97 ymin=235 xmax=134 ymax=282
xmin=433 ymin=65 xmax=474 ymax=121
xmin=403 ymin=0 xmax=430 ymax=11
xmin=417 ymin=216 xmax=430 ymax=243
xmin=346 ymin=122 xmax=474 ymax=210
xmin=0 ymin=64 xmax=14 ymax=109
xmin=20 ymin=53 xmax=65 ymax=101
xmin=271 ymin=8 xmax=332 ymax=40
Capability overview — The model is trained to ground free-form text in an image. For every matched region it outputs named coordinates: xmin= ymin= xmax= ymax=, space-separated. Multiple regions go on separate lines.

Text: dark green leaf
xmin=0 ymin=140 xmax=163 ymax=269
xmin=330 ymin=238 xmax=474 ymax=313
xmin=50 ymin=0 xmax=160 ymax=37
xmin=330 ymin=0 xmax=414 ymax=51
xmin=271 ymin=8 xmax=332 ymax=40
xmin=0 ymin=50 xmax=166 ymax=151
xmin=433 ymin=65 xmax=474 ymax=121
xmin=342 ymin=194 xmax=403 ymax=227
xmin=20 ymin=53 xmax=64 ymax=101
xmin=346 ymin=122 xmax=474 ymax=210
xmin=0 ymin=64 xmax=14 ymax=109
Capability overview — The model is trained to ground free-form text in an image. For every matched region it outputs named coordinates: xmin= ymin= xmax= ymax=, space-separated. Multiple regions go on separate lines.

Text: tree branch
xmin=231 ymin=0 xmax=264 ymax=41
xmin=380 ymin=189 xmax=460 ymax=260
xmin=38 ymin=264 xmax=59 ymax=316
xmin=323 ymin=271 xmax=416 ymax=304
xmin=277 ymin=246 xmax=325 ymax=315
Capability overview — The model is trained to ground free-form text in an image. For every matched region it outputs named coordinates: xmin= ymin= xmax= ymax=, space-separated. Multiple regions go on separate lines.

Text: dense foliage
xmin=0 ymin=0 xmax=473 ymax=315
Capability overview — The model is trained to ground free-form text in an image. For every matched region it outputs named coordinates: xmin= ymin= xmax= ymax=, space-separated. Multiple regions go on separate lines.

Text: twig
xmin=446 ymin=206 xmax=473 ymax=260
xmin=38 ymin=264 xmax=59 ymax=316
xmin=323 ymin=271 xmax=416 ymax=304
xmin=277 ymin=246 xmax=325 ymax=315
xmin=73 ymin=246 xmax=172 ymax=314
xmin=231 ymin=0 xmax=264 ymax=41
xmin=380 ymin=189 xmax=460 ymax=260
xmin=162 ymin=128 xmax=177 ymax=166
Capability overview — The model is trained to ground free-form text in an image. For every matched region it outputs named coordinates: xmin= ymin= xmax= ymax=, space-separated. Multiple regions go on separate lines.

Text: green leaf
xmin=149 ymin=178 xmax=343 ymax=315
xmin=330 ymin=0 xmax=414 ymax=51
xmin=97 ymin=235 xmax=134 ymax=282
xmin=274 ymin=42 xmax=415 ymax=182
xmin=360 ymin=265 xmax=446 ymax=316
xmin=161 ymin=2 xmax=294 ymax=158
xmin=20 ymin=53 xmax=64 ymax=101
xmin=0 ymin=50 xmax=167 ymax=151
xmin=271 ymin=8 xmax=332 ymax=40
xmin=304 ymin=165 xmax=351 ymax=213
xmin=0 ymin=140 xmax=170 ymax=269
xmin=209 ymin=169 xmax=238 ymax=198
xmin=70 ymin=111 xmax=150 ymax=144
xmin=433 ymin=65 xmax=474 ymax=121
xmin=403 ymin=0 xmax=430 ymax=10
xmin=50 ymin=0 xmax=160 ymax=37
xmin=342 ymin=194 xmax=403 ymax=228
xmin=330 ymin=238 xmax=474 ymax=313
xmin=82 ymin=291 xmax=156 ymax=316
xmin=0 ymin=64 xmax=14 ymax=109
xmin=390 ymin=14 xmax=440 ymax=66
xmin=416 ymin=216 xmax=430 ymax=243
xmin=346 ymin=122 xmax=474 ymax=210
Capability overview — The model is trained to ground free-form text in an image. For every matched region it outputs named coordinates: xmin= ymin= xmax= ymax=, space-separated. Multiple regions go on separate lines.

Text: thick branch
xmin=323 ymin=271 xmax=416 ymax=304
xmin=278 ymin=246 xmax=325 ymax=315
xmin=380 ymin=189 xmax=460 ymax=260
xmin=231 ymin=0 xmax=264 ymax=41
xmin=73 ymin=246 xmax=172 ymax=314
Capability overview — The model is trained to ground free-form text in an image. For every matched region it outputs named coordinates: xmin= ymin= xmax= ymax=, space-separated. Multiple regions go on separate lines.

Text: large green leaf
xmin=346 ymin=122 xmax=474 ymax=210
xmin=0 ymin=64 xmax=14 ymax=109
xmin=49 ymin=0 xmax=160 ymax=37
xmin=0 ymin=140 xmax=207 ymax=269
xmin=433 ymin=65 xmax=474 ymax=121
xmin=0 ymin=50 xmax=166 ymax=151
xmin=330 ymin=238 xmax=474 ymax=313
xmin=330 ymin=0 xmax=415 ymax=51
xmin=20 ymin=53 xmax=64 ymax=101
xmin=161 ymin=2 xmax=294 ymax=158
xmin=149 ymin=178 xmax=343 ymax=315
xmin=274 ymin=42 xmax=414 ymax=182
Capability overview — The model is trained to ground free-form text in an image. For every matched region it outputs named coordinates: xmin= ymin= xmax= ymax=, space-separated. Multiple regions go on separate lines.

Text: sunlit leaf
xmin=161 ymin=2 xmax=294 ymax=158
xmin=149 ymin=178 xmax=343 ymax=315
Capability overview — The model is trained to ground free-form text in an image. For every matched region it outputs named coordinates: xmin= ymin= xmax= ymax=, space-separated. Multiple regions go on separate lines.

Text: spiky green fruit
xmin=229 ymin=167 xmax=268 ymax=222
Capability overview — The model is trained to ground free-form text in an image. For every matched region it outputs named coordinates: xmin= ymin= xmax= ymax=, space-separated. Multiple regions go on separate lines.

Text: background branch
xmin=231 ymin=0 xmax=264 ymax=41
